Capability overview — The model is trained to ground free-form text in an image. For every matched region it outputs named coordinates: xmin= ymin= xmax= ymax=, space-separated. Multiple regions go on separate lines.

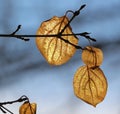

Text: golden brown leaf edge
xmin=73 ymin=46 xmax=107 ymax=106
xmin=36 ymin=16 xmax=78 ymax=65
xmin=82 ymin=46 xmax=103 ymax=68
xmin=19 ymin=102 xmax=37 ymax=114
xmin=73 ymin=65 xmax=108 ymax=107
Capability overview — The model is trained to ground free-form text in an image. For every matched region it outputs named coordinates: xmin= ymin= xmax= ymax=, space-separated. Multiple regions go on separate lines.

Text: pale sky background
xmin=0 ymin=0 xmax=120 ymax=114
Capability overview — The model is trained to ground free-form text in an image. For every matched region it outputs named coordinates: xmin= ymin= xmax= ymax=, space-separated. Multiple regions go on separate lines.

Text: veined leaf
xmin=82 ymin=46 xmax=103 ymax=68
xmin=36 ymin=16 xmax=78 ymax=65
xmin=19 ymin=102 xmax=37 ymax=114
xmin=73 ymin=65 xmax=107 ymax=107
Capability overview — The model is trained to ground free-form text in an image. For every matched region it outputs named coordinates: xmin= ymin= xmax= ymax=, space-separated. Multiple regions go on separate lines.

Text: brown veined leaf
xmin=36 ymin=16 xmax=78 ymax=65
xmin=82 ymin=46 xmax=103 ymax=68
xmin=73 ymin=65 xmax=107 ymax=107
xmin=19 ymin=102 xmax=37 ymax=114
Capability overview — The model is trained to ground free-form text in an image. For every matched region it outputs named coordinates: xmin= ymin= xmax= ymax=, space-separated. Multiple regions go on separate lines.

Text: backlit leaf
xmin=36 ymin=16 xmax=78 ymax=65
xmin=73 ymin=65 xmax=107 ymax=107
xmin=82 ymin=46 xmax=103 ymax=68
xmin=19 ymin=102 xmax=37 ymax=114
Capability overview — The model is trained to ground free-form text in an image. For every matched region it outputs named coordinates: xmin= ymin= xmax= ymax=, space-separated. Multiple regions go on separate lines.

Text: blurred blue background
xmin=0 ymin=0 xmax=120 ymax=114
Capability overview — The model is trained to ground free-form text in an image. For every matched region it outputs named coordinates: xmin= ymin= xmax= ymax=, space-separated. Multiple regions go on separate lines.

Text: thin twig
xmin=0 ymin=95 xmax=28 ymax=106
xmin=0 ymin=95 xmax=29 ymax=114
xmin=0 ymin=106 xmax=14 ymax=114
xmin=10 ymin=25 xmax=21 ymax=35
xmin=59 ymin=36 xmax=83 ymax=49
xmin=0 ymin=4 xmax=96 ymax=49
xmin=0 ymin=32 xmax=96 ymax=41
xmin=59 ymin=4 xmax=86 ymax=34
xmin=0 ymin=32 xmax=96 ymax=50
xmin=9 ymin=24 xmax=30 ymax=41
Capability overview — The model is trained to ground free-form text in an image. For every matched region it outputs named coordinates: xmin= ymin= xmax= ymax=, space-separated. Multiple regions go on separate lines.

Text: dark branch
xmin=0 ymin=32 xmax=95 ymax=40
xmin=0 ymin=106 xmax=13 ymax=114
xmin=0 ymin=96 xmax=28 ymax=106
xmin=10 ymin=25 xmax=30 ymax=41
xmin=79 ymin=32 xmax=96 ymax=42
xmin=60 ymin=4 xmax=86 ymax=34
xmin=0 ymin=4 xmax=96 ymax=50
xmin=10 ymin=25 xmax=21 ymax=35
xmin=0 ymin=95 xmax=29 ymax=114
xmin=58 ymin=36 xmax=83 ymax=50
xmin=0 ymin=31 xmax=96 ymax=50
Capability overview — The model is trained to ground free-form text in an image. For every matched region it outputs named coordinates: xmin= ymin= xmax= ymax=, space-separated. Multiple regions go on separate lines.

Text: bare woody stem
xmin=60 ymin=4 xmax=86 ymax=34
xmin=0 ymin=32 xmax=96 ymax=41
xmin=0 ymin=95 xmax=29 ymax=114
xmin=0 ymin=4 xmax=96 ymax=49
xmin=0 ymin=31 xmax=96 ymax=50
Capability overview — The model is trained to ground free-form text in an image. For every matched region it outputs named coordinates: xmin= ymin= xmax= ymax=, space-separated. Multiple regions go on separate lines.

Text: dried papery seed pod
xmin=73 ymin=65 xmax=108 ymax=107
xmin=36 ymin=16 xmax=78 ymax=65
xmin=82 ymin=46 xmax=103 ymax=68
xmin=19 ymin=102 xmax=37 ymax=114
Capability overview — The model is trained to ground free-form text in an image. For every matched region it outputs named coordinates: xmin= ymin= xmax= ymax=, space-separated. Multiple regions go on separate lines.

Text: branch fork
xmin=0 ymin=4 xmax=96 ymax=50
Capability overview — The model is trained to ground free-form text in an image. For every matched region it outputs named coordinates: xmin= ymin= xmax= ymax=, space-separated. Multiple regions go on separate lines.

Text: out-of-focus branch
xmin=0 ymin=95 xmax=29 ymax=114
